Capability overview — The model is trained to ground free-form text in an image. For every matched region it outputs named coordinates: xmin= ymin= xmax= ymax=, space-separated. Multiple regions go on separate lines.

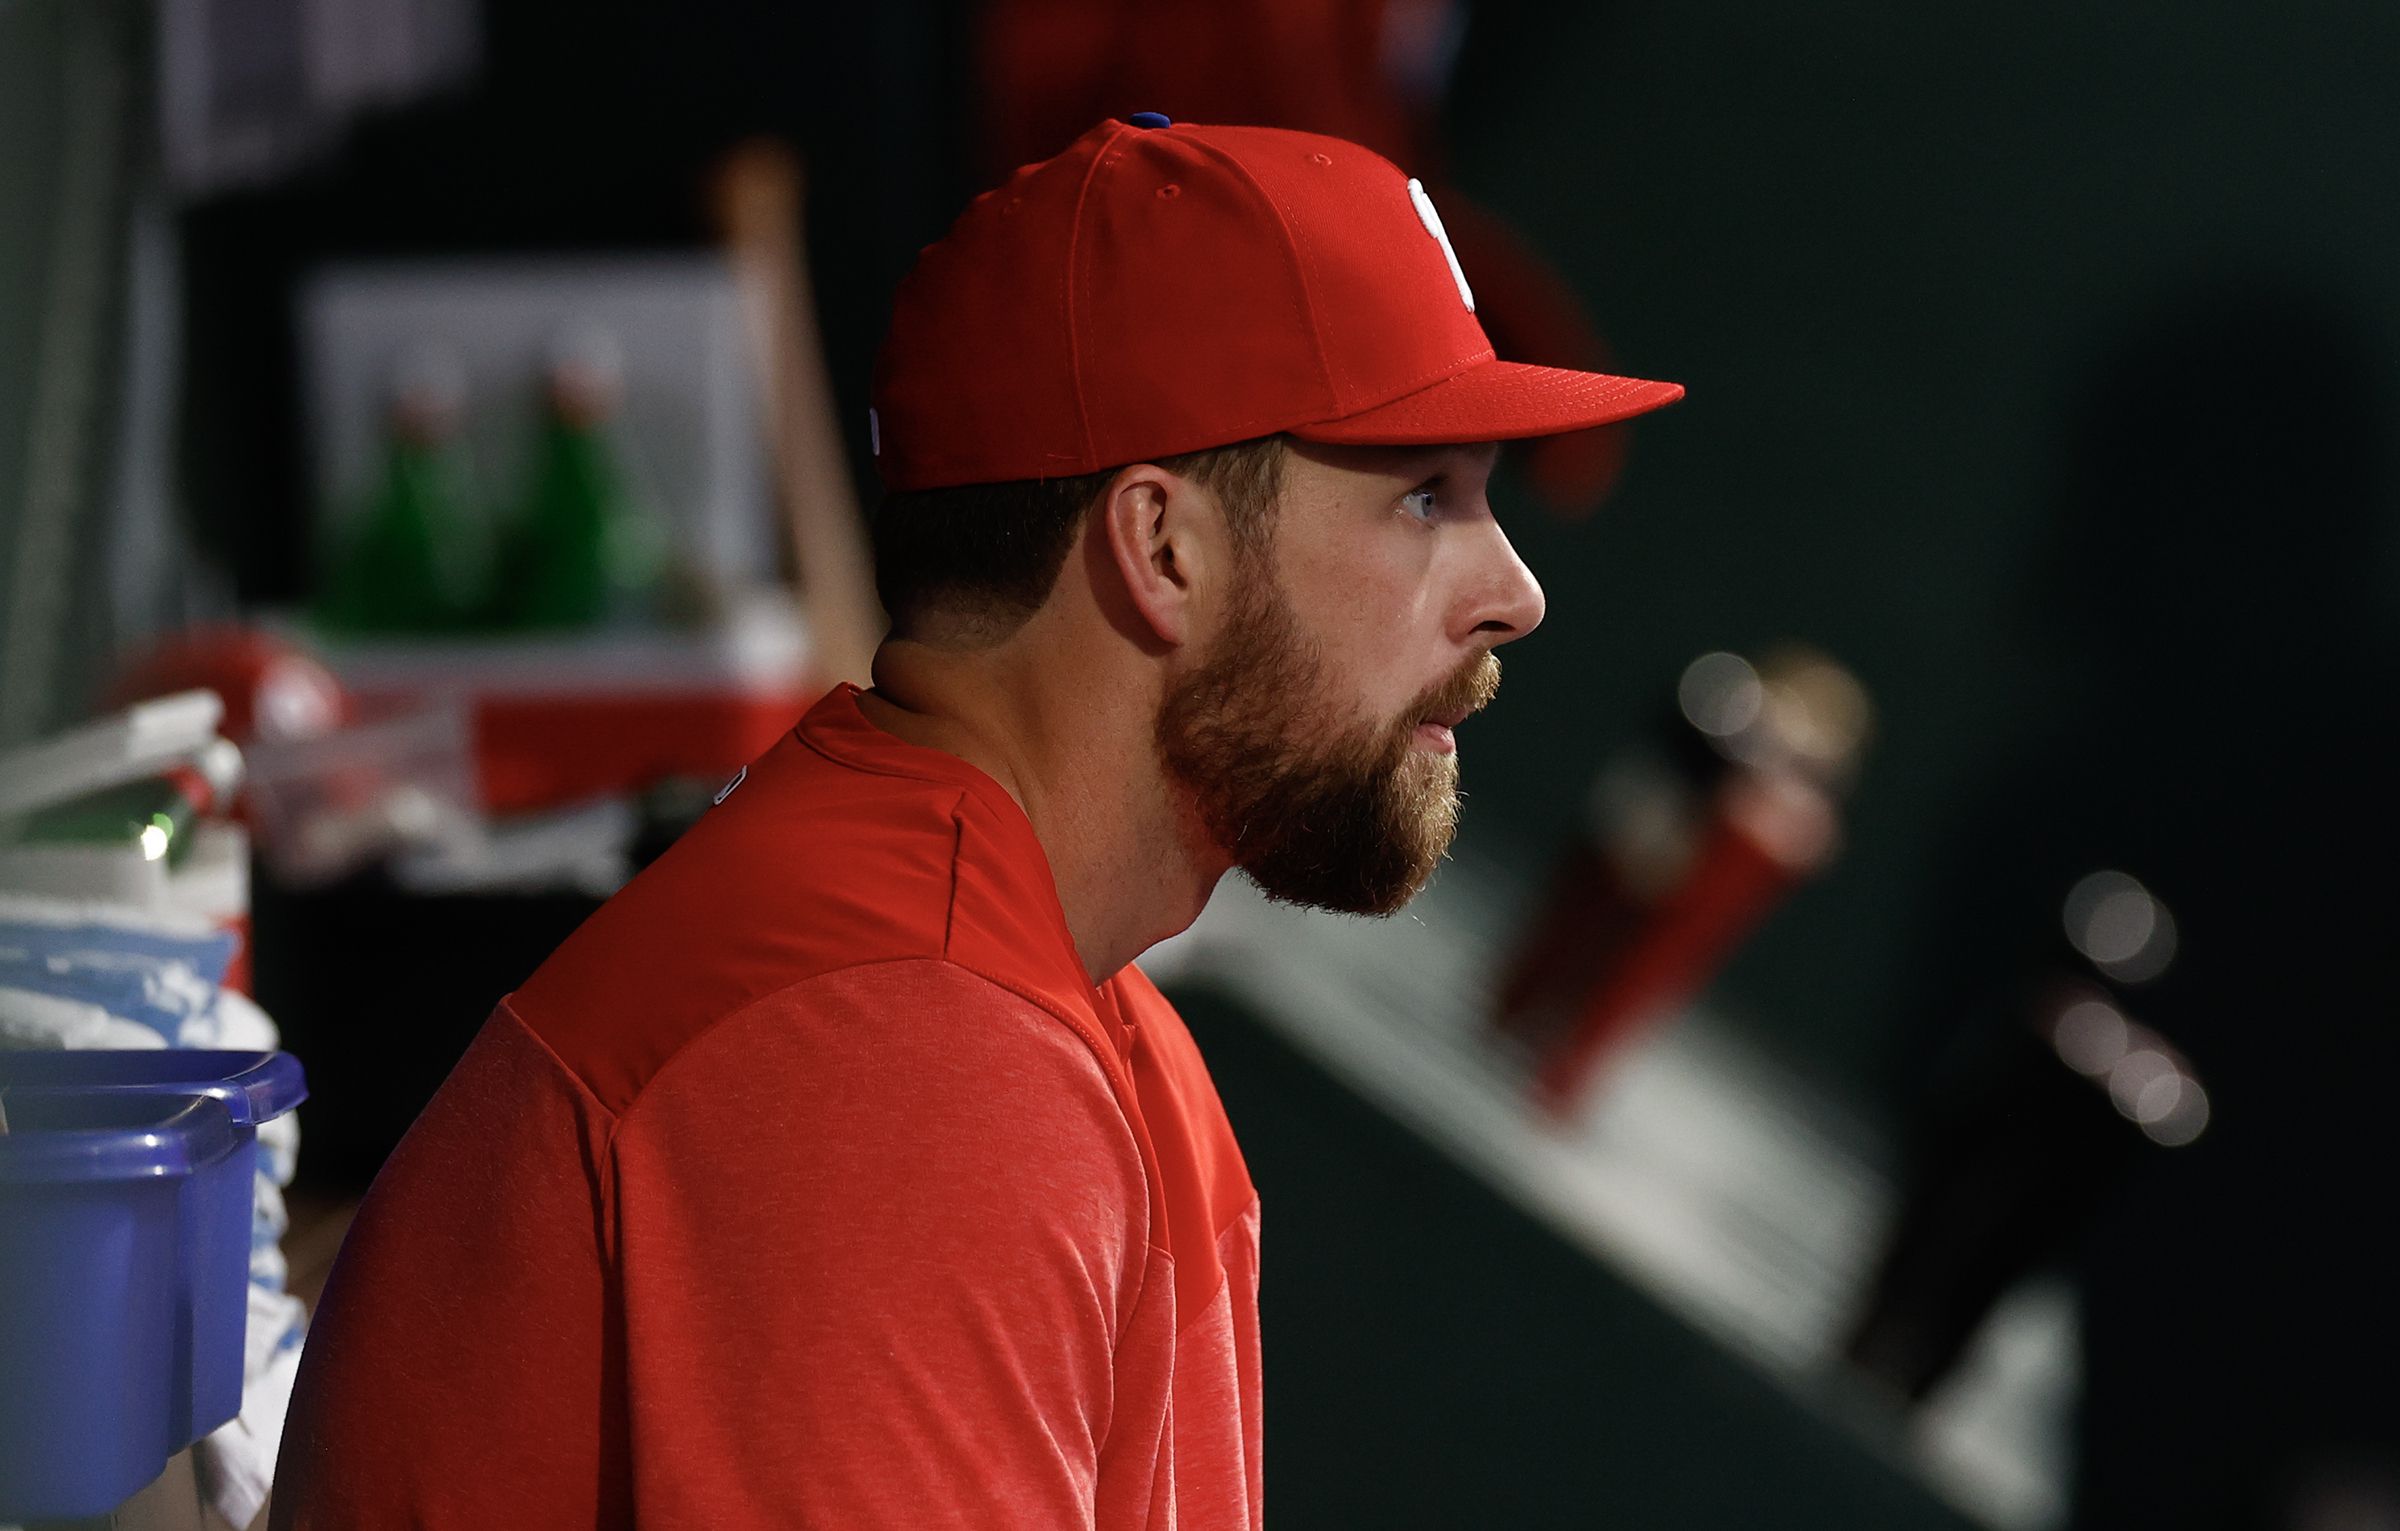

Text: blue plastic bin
xmin=0 ymin=1090 xmax=239 ymax=1521
xmin=0 ymin=1050 xmax=306 ymax=1453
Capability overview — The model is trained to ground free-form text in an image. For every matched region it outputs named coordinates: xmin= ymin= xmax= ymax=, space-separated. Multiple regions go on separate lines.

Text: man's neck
xmin=859 ymin=638 xmax=1227 ymax=987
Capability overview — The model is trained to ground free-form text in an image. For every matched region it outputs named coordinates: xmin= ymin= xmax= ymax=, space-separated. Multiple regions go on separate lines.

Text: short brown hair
xmin=873 ymin=435 xmax=1287 ymax=643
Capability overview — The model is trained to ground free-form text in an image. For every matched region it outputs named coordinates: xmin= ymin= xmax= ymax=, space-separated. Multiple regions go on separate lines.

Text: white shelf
xmin=276 ymin=588 xmax=813 ymax=699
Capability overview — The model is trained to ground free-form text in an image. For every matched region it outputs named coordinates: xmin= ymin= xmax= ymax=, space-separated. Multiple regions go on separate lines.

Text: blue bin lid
xmin=0 ymin=1049 xmax=306 ymax=1127
xmin=0 ymin=1093 xmax=238 ymax=1184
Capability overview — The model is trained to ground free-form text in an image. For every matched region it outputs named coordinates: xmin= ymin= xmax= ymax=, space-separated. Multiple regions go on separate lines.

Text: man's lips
xmin=1413 ymin=706 xmax=1472 ymax=754
xmin=1410 ymin=653 xmax=1500 ymax=754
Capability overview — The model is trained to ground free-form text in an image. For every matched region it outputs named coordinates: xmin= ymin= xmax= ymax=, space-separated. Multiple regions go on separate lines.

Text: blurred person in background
xmin=1869 ymin=281 xmax=2400 ymax=1530
xmin=270 ymin=117 xmax=1681 ymax=1527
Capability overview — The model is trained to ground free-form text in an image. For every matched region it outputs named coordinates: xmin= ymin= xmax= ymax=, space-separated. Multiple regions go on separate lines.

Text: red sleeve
xmin=610 ymin=959 xmax=1150 ymax=1527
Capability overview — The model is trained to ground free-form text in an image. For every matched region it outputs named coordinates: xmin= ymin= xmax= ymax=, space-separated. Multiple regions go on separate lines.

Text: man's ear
xmin=1096 ymin=463 xmax=1210 ymax=649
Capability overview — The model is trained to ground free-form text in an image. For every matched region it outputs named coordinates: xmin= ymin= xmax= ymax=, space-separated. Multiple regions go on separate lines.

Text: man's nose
xmin=1465 ymin=523 xmax=1546 ymax=646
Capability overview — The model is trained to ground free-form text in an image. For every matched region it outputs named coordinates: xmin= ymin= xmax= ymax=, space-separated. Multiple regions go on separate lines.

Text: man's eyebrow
xmin=1419 ymin=442 xmax=1501 ymax=479
xmin=1390 ymin=442 xmax=1499 ymax=477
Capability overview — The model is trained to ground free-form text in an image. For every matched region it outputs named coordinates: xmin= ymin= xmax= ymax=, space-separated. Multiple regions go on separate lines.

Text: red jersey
xmin=273 ymin=685 xmax=1264 ymax=1529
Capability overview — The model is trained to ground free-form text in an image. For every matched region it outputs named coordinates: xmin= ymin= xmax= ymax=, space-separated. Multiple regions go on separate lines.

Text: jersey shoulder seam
xmin=602 ymin=955 xmax=1134 ymax=1146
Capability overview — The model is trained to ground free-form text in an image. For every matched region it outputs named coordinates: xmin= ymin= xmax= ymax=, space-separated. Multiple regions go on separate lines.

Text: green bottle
xmin=503 ymin=330 xmax=665 ymax=630
xmin=320 ymin=352 xmax=491 ymax=633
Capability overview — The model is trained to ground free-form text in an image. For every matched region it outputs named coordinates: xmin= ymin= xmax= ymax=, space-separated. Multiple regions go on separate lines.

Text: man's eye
xmin=1400 ymin=486 xmax=1439 ymax=521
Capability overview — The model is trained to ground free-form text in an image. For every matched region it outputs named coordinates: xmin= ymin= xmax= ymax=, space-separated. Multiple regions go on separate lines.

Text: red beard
xmin=1158 ymin=559 xmax=1499 ymax=916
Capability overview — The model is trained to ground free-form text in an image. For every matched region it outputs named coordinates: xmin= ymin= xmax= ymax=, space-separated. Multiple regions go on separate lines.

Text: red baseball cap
xmin=871 ymin=116 xmax=1685 ymax=491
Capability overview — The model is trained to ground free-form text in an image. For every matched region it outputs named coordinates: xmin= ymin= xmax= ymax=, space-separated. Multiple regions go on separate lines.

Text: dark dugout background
xmin=1447 ymin=10 xmax=2400 ymax=1522
xmin=1443 ymin=0 xmax=2400 ymax=1092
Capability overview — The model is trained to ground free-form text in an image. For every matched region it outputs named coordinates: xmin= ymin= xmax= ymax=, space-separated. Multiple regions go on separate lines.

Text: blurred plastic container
xmin=245 ymin=700 xmax=479 ymax=883
xmin=0 ymin=1049 xmax=307 ymax=1449
xmin=317 ymin=587 xmax=816 ymax=813
xmin=0 ymin=1091 xmax=239 ymax=1520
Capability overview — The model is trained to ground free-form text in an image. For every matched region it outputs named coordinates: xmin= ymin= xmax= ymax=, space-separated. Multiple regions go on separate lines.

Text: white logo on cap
xmin=1408 ymin=178 xmax=1475 ymax=314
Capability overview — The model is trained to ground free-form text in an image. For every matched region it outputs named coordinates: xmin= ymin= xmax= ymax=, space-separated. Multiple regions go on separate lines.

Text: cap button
xmin=1127 ymin=111 xmax=1172 ymax=129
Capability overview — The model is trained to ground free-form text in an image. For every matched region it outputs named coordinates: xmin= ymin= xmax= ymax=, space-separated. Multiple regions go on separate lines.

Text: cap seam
xmin=1176 ymin=133 xmax=1338 ymax=409
xmin=1307 ymin=342 xmax=1500 ymax=423
xmin=1063 ymin=123 xmax=1134 ymax=469
xmin=1286 ymin=359 xmax=1677 ymax=437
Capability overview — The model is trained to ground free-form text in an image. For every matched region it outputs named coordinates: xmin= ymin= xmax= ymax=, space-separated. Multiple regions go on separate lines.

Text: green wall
xmin=0 ymin=0 xmax=65 ymax=687
xmin=0 ymin=0 xmax=138 ymax=743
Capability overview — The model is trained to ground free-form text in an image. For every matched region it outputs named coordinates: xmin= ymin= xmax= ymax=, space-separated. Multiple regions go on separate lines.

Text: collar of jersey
xmin=794 ymin=683 xmax=1109 ymax=1004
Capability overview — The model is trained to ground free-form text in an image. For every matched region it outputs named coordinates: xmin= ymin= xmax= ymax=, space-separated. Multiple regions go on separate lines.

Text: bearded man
xmin=273 ymin=116 xmax=1681 ymax=1529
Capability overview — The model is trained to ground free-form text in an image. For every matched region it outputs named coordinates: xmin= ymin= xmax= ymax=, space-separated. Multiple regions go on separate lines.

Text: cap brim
xmin=1287 ymin=358 xmax=1685 ymax=446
